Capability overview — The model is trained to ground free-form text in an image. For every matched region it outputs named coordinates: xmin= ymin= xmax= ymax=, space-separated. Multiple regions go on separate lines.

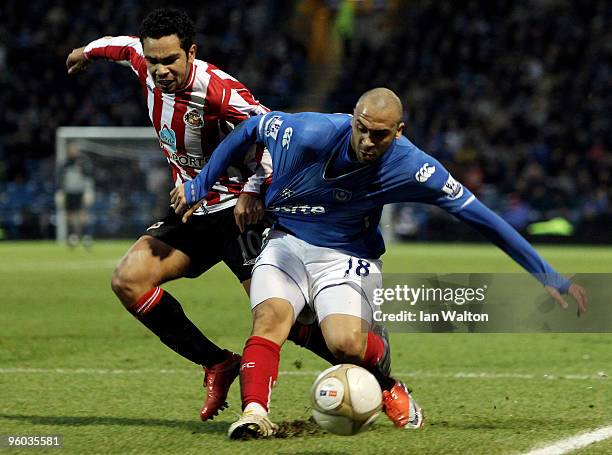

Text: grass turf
xmin=0 ymin=241 xmax=611 ymax=454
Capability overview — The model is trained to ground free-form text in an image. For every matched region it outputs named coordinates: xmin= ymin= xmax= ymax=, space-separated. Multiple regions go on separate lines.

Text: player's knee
xmin=326 ymin=331 xmax=366 ymax=362
xmin=111 ymin=263 xmax=146 ymax=307
xmin=251 ymin=299 xmax=293 ymax=344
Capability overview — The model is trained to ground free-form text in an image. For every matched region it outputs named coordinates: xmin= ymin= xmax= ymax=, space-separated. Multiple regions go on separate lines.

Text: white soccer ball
xmin=311 ymin=364 xmax=382 ymax=436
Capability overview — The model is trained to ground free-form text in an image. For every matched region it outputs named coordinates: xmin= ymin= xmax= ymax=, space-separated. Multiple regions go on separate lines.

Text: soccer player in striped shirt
xmin=66 ymin=8 xmax=333 ymax=422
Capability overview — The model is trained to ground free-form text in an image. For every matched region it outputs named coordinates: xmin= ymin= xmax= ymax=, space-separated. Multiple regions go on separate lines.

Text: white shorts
xmin=249 ymin=230 xmax=382 ymax=323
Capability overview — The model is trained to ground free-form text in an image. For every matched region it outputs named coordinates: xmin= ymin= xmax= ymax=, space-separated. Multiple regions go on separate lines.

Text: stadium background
xmin=2 ymin=2 xmax=612 ymax=454
xmin=1 ymin=0 xmax=610 ymax=243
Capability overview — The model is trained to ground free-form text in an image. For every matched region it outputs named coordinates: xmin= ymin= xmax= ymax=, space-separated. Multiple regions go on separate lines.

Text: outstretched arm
xmin=67 ymin=36 xmax=145 ymax=76
xmin=455 ymin=198 xmax=587 ymax=313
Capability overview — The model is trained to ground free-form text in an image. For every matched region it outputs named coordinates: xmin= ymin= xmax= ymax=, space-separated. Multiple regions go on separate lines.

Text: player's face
xmin=350 ymin=107 xmax=404 ymax=164
xmin=143 ymin=35 xmax=195 ymax=93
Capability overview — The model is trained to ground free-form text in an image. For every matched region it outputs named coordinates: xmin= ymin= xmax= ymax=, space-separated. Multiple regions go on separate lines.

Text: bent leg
xmin=111 ymin=235 xmax=190 ymax=307
xmin=110 ymin=235 xmax=228 ymax=368
xmin=317 ymin=285 xmax=390 ymax=383
xmin=320 ymin=313 xmax=369 ymax=363
xmin=317 ymin=285 xmax=424 ymax=429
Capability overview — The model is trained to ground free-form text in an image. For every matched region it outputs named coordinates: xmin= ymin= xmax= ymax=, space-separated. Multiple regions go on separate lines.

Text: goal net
xmin=55 ymin=127 xmax=173 ymax=243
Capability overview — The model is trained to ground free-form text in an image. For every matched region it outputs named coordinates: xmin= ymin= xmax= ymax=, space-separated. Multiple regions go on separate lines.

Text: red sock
xmin=362 ymin=331 xmax=385 ymax=367
xmin=240 ymin=336 xmax=280 ymax=412
xmin=130 ymin=287 xmax=164 ymax=316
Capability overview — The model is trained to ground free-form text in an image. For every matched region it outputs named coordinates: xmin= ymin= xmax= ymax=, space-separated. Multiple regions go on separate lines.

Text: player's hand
xmin=544 ymin=283 xmax=588 ymax=315
xmin=170 ymin=184 xmax=188 ymax=215
xmin=170 ymin=185 xmax=205 ymax=223
xmin=180 ymin=202 xmax=202 ymax=223
xmin=66 ymin=47 xmax=90 ymax=74
xmin=234 ymin=193 xmax=264 ymax=233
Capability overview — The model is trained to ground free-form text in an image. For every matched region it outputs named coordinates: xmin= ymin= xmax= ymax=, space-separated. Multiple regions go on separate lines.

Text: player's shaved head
xmin=351 ymin=87 xmax=405 ymax=164
xmin=355 ymin=88 xmax=403 ymax=126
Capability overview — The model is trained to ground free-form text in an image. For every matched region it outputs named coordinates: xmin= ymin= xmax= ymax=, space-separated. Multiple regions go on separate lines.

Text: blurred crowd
xmin=0 ymin=0 xmax=610 ymax=241
xmin=327 ymin=0 xmax=611 ymax=240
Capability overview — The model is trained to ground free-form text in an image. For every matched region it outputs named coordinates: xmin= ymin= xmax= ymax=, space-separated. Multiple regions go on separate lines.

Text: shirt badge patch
xmin=183 ymin=109 xmax=204 ymax=128
xmin=264 ymin=115 xmax=283 ymax=140
xmin=159 ymin=125 xmax=177 ymax=151
xmin=333 ymin=188 xmax=352 ymax=202
xmin=442 ymin=174 xmax=464 ymax=200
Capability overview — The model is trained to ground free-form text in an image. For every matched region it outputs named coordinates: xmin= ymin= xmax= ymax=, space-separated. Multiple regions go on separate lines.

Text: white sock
xmin=244 ymin=402 xmax=268 ymax=416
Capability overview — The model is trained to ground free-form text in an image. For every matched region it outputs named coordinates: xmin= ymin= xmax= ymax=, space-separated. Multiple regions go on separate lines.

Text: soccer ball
xmin=311 ymin=364 xmax=382 ymax=436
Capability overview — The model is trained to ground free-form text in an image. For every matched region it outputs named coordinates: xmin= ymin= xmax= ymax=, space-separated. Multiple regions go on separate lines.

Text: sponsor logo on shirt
xmin=183 ymin=109 xmax=204 ymax=128
xmin=282 ymin=127 xmax=293 ymax=149
xmin=333 ymin=188 xmax=352 ymax=202
xmin=264 ymin=115 xmax=283 ymax=140
xmin=415 ymin=162 xmax=436 ymax=182
xmin=442 ymin=174 xmax=464 ymax=200
xmin=271 ymin=205 xmax=326 ymax=214
xmin=160 ymin=125 xmax=177 ymax=151
xmin=168 ymin=152 xmax=207 ymax=169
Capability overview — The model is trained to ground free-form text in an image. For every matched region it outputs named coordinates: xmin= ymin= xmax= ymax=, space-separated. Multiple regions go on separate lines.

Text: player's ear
xmin=395 ymin=121 xmax=405 ymax=138
xmin=188 ymin=44 xmax=196 ymax=63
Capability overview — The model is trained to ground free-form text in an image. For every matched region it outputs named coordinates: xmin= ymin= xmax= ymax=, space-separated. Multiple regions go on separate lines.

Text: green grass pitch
xmin=1 ymin=241 xmax=611 ymax=454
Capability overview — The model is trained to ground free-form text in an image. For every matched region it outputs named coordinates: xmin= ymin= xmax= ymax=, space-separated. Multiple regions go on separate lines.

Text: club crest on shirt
xmin=183 ymin=109 xmax=204 ymax=128
xmin=333 ymin=188 xmax=352 ymax=202
xmin=264 ymin=116 xmax=283 ymax=140
xmin=279 ymin=187 xmax=295 ymax=199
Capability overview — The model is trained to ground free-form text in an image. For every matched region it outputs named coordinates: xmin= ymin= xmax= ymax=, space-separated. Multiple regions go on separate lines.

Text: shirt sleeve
xmin=83 ymin=36 xmax=145 ymax=76
xmin=454 ymin=198 xmax=571 ymax=292
xmin=219 ymin=74 xmax=270 ymax=124
xmin=392 ymin=153 xmax=571 ymax=293
xmin=185 ymin=115 xmax=264 ymax=204
xmin=212 ymin=72 xmax=271 ymax=195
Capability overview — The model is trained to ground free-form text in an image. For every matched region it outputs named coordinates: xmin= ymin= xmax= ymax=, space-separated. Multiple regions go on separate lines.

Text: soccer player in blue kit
xmin=171 ymin=88 xmax=588 ymax=438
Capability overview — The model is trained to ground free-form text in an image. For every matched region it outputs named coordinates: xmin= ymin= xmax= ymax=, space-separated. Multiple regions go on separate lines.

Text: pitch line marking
xmin=0 ymin=368 xmax=607 ymax=381
xmin=0 ymin=259 xmax=117 ymax=272
xmin=522 ymin=425 xmax=612 ymax=455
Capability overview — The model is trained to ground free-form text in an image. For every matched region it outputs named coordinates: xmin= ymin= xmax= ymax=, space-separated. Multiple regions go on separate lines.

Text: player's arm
xmin=170 ymin=114 xmax=266 ymax=221
xmin=67 ymin=36 xmax=144 ymax=75
xmin=219 ymin=81 xmax=272 ymax=231
xmin=234 ymin=147 xmax=272 ymax=232
xmin=453 ymin=198 xmax=587 ymax=313
xmin=393 ymin=156 xmax=587 ymax=313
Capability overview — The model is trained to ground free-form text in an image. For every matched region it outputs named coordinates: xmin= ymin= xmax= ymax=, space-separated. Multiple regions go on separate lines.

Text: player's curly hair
xmin=139 ymin=8 xmax=195 ymax=53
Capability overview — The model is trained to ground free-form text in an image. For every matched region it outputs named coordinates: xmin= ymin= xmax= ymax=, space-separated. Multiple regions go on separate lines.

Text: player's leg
xmin=316 ymin=287 xmax=423 ymax=429
xmin=228 ymin=271 xmax=303 ymax=439
xmin=316 ymin=285 xmax=380 ymax=368
xmin=227 ymin=232 xmax=308 ymax=439
xmin=287 ymin=308 xmax=337 ymax=364
xmin=307 ymin=246 xmax=389 ymax=377
xmin=223 ymin=224 xmax=336 ymax=364
xmin=65 ymin=194 xmax=82 ymax=247
xmin=112 ymin=234 xmax=233 ymax=365
xmin=66 ymin=210 xmax=79 ymax=247
xmin=112 ymin=210 xmax=240 ymax=421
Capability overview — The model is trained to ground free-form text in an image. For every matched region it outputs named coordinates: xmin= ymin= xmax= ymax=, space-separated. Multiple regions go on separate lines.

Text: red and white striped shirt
xmin=84 ymin=36 xmax=271 ymax=214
